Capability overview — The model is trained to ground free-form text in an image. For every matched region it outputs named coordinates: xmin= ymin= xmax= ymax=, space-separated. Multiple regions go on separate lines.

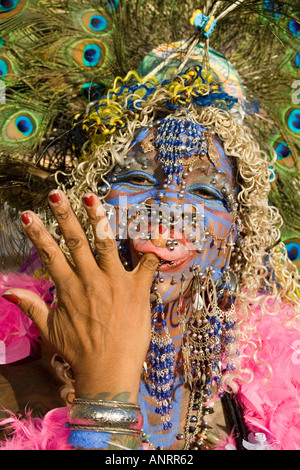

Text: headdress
xmin=0 ymin=0 xmax=299 ymax=450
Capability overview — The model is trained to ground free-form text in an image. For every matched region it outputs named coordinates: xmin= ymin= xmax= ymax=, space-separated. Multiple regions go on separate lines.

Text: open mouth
xmin=157 ymin=254 xmax=194 ymax=272
xmin=131 ymin=237 xmax=197 ymax=272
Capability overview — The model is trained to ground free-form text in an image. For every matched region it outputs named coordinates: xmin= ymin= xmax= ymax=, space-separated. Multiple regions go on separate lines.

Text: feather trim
xmin=0 ymin=407 xmax=71 ymax=450
xmin=0 ymin=272 xmax=53 ymax=364
xmin=238 ymin=302 xmax=300 ymax=450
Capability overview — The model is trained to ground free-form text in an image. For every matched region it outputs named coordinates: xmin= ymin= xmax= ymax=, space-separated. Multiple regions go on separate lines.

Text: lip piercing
xmin=166 ymin=239 xmax=178 ymax=251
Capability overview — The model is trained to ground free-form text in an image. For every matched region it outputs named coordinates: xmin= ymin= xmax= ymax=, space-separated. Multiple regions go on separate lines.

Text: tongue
xmin=132 ymin=238 xmax=189 ymax=261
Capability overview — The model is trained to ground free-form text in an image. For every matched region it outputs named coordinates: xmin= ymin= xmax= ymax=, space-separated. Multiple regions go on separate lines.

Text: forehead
xmin=124 ymin=124 xmax=236 ymax=185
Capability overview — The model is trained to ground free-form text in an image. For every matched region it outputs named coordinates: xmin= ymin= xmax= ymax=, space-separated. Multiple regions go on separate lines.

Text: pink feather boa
xmin=0 ymin=273 xmax=299 ymax=450
xmin=0 ymin=273 xmax=53 ymax=364
xmin=236 ymin=301 xmax=300 ymax=450
xmin=0 ymin=408 xmax=72 ymax=450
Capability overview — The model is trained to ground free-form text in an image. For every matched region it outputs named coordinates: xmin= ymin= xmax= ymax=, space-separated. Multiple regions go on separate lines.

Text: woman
xmin=0 ymin=65 xmax=299 ymax=451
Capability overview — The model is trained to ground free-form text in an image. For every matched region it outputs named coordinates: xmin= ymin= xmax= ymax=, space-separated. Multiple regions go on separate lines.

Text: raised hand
xmin=2 ymin=190 xmax=159 ymax=403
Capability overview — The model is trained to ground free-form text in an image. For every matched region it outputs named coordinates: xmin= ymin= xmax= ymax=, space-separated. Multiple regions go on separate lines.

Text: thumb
xmin=2 ymin=289 xmax=50 ymax=339
xmin=134 ymin=252 xmax=160 ymax=286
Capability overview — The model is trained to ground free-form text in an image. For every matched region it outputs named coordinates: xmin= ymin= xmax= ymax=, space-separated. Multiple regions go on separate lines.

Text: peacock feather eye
xmin=275 ymin=141 xmax=292 ymax=160
xmin=2 ymin=111 xmax=38 ymax=141
xmin=289 ymin=16 xmax=300 ymax=38
xmin=81 ymin=82 xmax=105 ymax=102
xmin=295 ymin=52 xmax=300 ymax=69
xmin=0 ymin=56 xmax=15 ymax=81
xmin=71 ymin=40 xmax=106 ymax=68
xmin=106 ymin=0 xmax=119 ymax=11
xmin=81 ymin=11 xmax=111 ymax=34
xmin=90 ymin=15 xmax=107 ymax=32
xmin=14 ymin=115 xmax=34 ymax=136
xmin=263 ymin=1 xmax=283 ymax=19
xmin=285 ymin=108 xmax=300 ymax=135
xmin=285 ymin=240 xmax=300 ymax=267
xmin=0 ymin=57 xmax=8 ymax=79
xmin=0 ymin=0 xmax=19 ymax=12
xmin=272 ymin=137 xmax=295 ymax=169
xmin=268 ymin=165 xmax=276 ymax=182
xmin=0 ymin=0 xmax=25 ymax=17
xmin=83 ymin=44 xmax=101 ymax=66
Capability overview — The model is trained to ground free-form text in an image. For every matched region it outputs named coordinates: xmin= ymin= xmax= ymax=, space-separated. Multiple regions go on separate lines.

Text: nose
xmin=154 ymin=180 xmax=187 ymax=205
xmin=140 ymin=185 xmax=205 ymax=251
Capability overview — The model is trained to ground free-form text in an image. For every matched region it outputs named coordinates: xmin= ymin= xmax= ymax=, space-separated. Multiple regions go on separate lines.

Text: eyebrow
xmin=123 ymin=150 xmax=236 ymax=189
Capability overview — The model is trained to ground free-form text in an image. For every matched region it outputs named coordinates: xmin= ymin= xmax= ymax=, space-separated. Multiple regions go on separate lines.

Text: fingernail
xmin=48 ymin=190 xmax=62 ymax=206
xmin=2 ymin=291 xmax=20 ymax=306
xmin=21 ymin=211 xmax=32 ymax=226
xmin=82 ymin=193 xmax=95 ymax=208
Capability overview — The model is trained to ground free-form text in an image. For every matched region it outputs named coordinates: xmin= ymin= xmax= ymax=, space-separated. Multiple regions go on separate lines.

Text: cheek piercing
xmin=99 ymin=184 xmax=109 ymax=195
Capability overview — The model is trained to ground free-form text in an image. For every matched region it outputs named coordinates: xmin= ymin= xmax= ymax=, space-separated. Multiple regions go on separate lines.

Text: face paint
xmin=104 ymin=118 xmax=240 ymax=301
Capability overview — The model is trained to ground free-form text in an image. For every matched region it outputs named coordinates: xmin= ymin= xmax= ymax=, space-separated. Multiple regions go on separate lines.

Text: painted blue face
xmin=104 ymin=123 xmax=239 ymax=301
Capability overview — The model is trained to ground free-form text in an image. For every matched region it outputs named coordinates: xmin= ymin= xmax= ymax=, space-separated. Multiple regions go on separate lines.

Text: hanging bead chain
xmin=176 ymin=267 xmax=238 ymax=449
xmin=148 ymin=289 xmax=176 ymax=431
xmin=155 ymin=116 xmax=208 ymax=184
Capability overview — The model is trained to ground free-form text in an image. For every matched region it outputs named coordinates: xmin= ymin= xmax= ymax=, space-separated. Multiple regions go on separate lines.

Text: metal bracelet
xmin=68 ymin=399 xmax=143 ymax=434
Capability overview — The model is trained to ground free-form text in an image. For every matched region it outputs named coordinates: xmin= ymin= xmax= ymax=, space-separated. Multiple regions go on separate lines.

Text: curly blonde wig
xmin=51 ymin=69 xmax=300 ymax=395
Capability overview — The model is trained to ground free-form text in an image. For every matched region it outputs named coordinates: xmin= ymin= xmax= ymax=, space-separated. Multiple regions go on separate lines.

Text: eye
xmin=116 ymin=172 xmax=158 ymax=187
xmin=190 ymin=185 xmax=223 ymax=202
xmin=126 ymin=176 xmax=155 ymax=185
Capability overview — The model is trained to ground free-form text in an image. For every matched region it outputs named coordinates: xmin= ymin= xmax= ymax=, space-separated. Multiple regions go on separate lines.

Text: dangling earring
xmin=148 ymin=279 xmax=176 ymax=430
xmin=216 ymin=270 xmax=239 ymax=374
xmin=178 ymin=267 xmax=239 ymax=450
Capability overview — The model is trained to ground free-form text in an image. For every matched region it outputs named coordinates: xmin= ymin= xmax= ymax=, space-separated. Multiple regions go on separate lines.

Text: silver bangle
xmin=68 ymin=399 xmax=143 ymax=436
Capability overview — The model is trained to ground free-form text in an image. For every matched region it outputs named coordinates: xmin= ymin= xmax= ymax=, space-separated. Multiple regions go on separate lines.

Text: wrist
xmin=73 ymin=371 xmax=140 ymax=404
xmin=66 ymin=397 xmax=144 ymax=450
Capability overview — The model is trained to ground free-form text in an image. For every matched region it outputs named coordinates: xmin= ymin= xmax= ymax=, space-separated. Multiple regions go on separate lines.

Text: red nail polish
xmin=83 ymin=194 xmax=95 ymax=208
xmin=48 ymin=190 xmax=62 ymax=205
xmin=21 ymin=211 xmax=32 ymax=226
xmin=159 ymin=225 xmax=167 ymax=235
xmin=2 ymin=292 xmax=20 ymax=306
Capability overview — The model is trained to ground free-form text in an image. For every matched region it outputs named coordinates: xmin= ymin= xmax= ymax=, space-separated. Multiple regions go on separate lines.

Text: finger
xmin=133 ymin=252 xmax=160 ymax=288
xmin=82 ymin=193 xmax=122 ymax=274
xmin=2 ymin=289 xmax=50 ymax=340
xmin=48 ymin=190 xmax=99 ymax=277
xmin=21 ymin=210 xmax=75 ymax=287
